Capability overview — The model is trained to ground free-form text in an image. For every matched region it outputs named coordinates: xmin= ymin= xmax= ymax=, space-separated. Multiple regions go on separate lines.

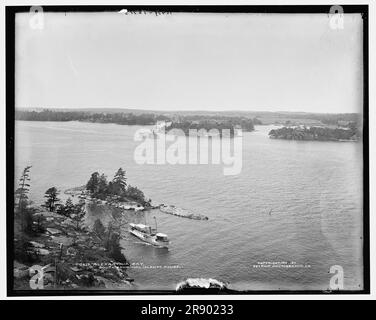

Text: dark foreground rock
xmin=13 ymin=208 xmax=133 ymax=290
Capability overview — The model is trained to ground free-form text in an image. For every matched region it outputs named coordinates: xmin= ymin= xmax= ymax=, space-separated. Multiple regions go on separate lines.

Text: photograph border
xmin=6 ymin=4 xmax=370 ymax=296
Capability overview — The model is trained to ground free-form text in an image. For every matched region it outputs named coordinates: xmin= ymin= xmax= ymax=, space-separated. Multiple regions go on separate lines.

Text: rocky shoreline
xmin=14 ymin=207 xmax=133 ymax=290
xmin=64 ymin=186 xmax=147 ymax=212
xmin=65 ymin=186 xmax=209 ymax=221
xmin=159 ymin=204 xmax=209 ymax=221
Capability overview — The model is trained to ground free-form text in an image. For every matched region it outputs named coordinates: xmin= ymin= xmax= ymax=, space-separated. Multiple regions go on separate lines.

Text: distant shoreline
xmin=15 ymin=109 xmax=362 ymax=133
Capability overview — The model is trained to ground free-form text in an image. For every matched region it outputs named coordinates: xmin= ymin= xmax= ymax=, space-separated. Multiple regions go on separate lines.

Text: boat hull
xmin=129 ymin=229 xmax=169 ymax=248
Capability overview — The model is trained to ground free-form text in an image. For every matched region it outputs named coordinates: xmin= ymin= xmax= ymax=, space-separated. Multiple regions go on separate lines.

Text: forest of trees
xmin=15 ymin=109 xmax=166 ymax=126
xmin=16 ymin=110 xmax=260 ymax=133
xmin=85 ymin=168 xmax=150 ymax=206
xmin=169 ymin=116 xmax=255 ymax=136
xmin=16 ymin=109 xmax=362 ymax=129
xmin=268 ymin=125 xmax=360 ymax=141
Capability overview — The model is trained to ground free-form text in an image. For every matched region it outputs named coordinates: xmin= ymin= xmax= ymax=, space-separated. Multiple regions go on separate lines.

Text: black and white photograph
xmin=5 ymin=3 xmax=370 ymax=297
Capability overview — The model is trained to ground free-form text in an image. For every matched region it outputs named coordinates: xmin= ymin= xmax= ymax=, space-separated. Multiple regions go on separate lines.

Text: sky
xmin=15 ymin=11 xmax=363 ymax=113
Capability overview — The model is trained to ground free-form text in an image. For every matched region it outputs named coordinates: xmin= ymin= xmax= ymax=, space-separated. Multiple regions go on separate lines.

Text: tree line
xmin=15 ymin=109 xmax=168 ymax=126
xmin=269 ymin=125 xmax=360 ymax=141
xmin=169 ymin=116 xmax=255 ymax=136
xmin=16 ymin=109 xmax=261 ymax=132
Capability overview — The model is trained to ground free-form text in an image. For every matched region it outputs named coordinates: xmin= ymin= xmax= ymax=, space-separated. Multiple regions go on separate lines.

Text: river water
xmin=15 ymin=120 xmax=364 ymax=291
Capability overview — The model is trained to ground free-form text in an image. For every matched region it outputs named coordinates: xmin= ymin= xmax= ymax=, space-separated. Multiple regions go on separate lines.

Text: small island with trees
xmin=167 ymin=115 xmax=255 ymax=137
xmin=268 ymin=123 xmax=360 ymax=142
xmin=81 ymin=168 xmax=151 ymax=207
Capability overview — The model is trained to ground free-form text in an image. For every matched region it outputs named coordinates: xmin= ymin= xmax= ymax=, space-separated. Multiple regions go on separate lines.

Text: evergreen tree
xmin=125 ymin=185 xmax=146 ymax=204
xmin=44 ymin=187 xmax=60 ymax=212
xmin=57 ymin=198 xmax=74 ymax=217
xmin=71 ymin=201 xmax=86 ymax=231
xmin=86 ymin=172 xmax=100 ymax=193
xmin=112 ymin=168 xmax=127 ymax=196
xmin=65 ymin=198 xmax=74 ymax=215
xmin=14 ymin=166 xmax=35 ymax=233
xmin=86 ymin=172 xmax=109 ymax=199
xmin=15 ymin=166 xmax=32 ymax=211
xmin=56 ymin=204 xmax=66 ymax=216
xmin=95 ymin=174 xmax=108 ymax=199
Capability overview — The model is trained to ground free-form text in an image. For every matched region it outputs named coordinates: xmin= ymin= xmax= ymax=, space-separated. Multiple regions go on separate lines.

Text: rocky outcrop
xmin=13 ymin=208 xmax=133 ymax=290
xmin=159 ymin=205 xmax=208 ymax=220
xmin=175 ymin=278 xmax=235 ymax=293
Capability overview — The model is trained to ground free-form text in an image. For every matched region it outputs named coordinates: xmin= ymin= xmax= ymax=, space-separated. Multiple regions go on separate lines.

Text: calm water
xmin=15 ymin=121 xmax=363 ymax=291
